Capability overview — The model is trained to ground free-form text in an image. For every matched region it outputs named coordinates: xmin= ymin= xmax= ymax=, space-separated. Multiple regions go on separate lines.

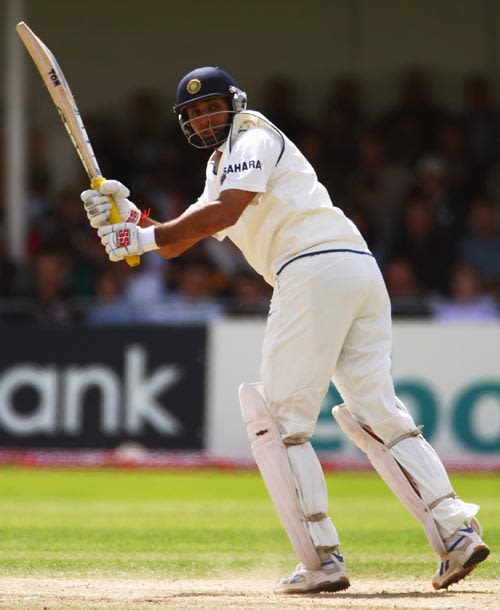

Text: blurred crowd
xmin=1 ymin=65 xmax=500 ymax=325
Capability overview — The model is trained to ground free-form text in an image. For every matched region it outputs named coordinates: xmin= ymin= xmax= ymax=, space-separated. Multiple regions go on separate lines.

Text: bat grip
xmin=91 ymin=176 xmax=140 ymax=268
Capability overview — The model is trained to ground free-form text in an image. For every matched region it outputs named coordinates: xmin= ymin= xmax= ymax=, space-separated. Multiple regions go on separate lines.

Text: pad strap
xmin=386 ymin=426 xmax=423 ymax=450
xmin=332 ymin=403 xmax=448 ymax=556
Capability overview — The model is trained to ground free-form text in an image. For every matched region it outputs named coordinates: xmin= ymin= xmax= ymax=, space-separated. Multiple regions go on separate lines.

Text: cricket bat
xmin=16 ymin=21 xmax=140 ymax=267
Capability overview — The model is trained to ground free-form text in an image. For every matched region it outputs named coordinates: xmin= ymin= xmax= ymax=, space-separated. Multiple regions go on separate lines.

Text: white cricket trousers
xmin=260 ymin=250 xmax=480 ymax=540
xmin=261 ymin=251 xmax=400 ymax=441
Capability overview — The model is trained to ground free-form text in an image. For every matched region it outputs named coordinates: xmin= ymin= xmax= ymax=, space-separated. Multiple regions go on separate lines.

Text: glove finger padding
xmin=81 ymin=182 xmax=140 ymax=228
xmin=98 ymin=179 xmax=130 ymax=198
xmin=81 ymin=192 xmax=112 ymax=228
xmin=82 ymin=194 xmax=110 ymax=211
xmin=80 ymin=188 xmax=99 ymax=203
xmin=106 ymin=244 xmax=125 ymax=262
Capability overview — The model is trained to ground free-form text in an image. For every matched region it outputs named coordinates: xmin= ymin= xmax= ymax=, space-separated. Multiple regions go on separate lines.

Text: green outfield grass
xmin=0 ymin=467 xmax=497 ymax=580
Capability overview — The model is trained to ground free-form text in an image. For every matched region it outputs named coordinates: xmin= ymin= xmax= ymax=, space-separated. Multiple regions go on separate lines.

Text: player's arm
xmin=96 ymin=188 xmax=256 ymax=262
xmin=143 ymin=189 xmax=255 ymax=258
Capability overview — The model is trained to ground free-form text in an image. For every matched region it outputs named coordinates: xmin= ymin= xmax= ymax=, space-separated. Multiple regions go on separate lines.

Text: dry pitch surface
xmin=0 ymin=576 xmax=498 ymax=610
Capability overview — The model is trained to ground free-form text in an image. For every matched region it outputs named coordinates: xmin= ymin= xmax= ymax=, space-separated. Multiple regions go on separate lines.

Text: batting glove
xmin=81 ymin=179 xmax=140 ymax=228
xmin=98 ymin=223 xmax=158 ymax=262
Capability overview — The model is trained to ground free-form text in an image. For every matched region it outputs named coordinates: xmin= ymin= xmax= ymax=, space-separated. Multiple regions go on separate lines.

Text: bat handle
xmin=91 ymin=176 xmax=141 ymax=268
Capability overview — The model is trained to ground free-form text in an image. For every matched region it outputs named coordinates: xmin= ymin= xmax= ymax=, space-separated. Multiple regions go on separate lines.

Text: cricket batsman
xmin=81 ymin=67 xmax=490 ymax=593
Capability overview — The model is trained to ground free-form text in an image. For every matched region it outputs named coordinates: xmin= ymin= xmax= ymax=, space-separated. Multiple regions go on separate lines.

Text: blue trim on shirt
xmin=276 ymin=248 xmax=374 ymax=276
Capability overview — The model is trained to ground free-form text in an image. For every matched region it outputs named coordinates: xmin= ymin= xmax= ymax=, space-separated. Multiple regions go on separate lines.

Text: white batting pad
xmin=332 ymin=403 xmax=447 ymax=556
xmin=392 ymin=399 xmax=482 ymax=538
xmin=286 ymin=443 xmax=339 ymax=550
xmin=239 ymin=383 xmax=321 ymax=570
xmin=391 ymin=437 xmax=479 ymax=539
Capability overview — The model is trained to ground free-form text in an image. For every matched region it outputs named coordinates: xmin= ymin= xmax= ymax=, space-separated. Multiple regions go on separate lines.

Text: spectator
xmin=86 ymin=267 xmax=136 ymax=325
xmin=458 ymin=197 xmax=500 ymax=294
xmin=122 ymin=90 xmax=170 ymax=193
xmin=378 ymin=65 xmax=448 ymax=165
xmin=25 ymin=126 xmax=52 ymax=228
xmin=485 ymin=159 xmax=500 ymax=208
xmin=384 ymin=257 xmax=431 ymax=318
xmin=431 ymin=263 xmax=499 ymax=321
xmin=347 ymin=130 xmax=413 ymax=246
xmin=295 ymin=127 xmax=331 ymax=189
xmin=84 ymin=110 xmax=134 ymax=185
xmin=260 ymin=76 xmax=310 ymax=142
xmin=123 ymin=252 xmax=169 ymax=313
xmin=20 ymin=250 xmax=75 ymax=325
xmin=344 ymin=206 xmax=381 ymax=262
xmin=144 ymin=261 xmax=224 ymax=324
xmin=0 ymin=233 xmax=18 ymax=298
xmin=415 ymin=155 xmax=466 ymax=238
xmin=461 ymin=74 xmax=500 ymax=181
xmin=146 ymin=159 xmax=188 ymax=221
xmin=32 ymin=187 xmax=101 ymax=297
xmin=387 ymin=197 xmax=456 ymax=295
xmin=203 ymin=236 xmax=249 ymax=279
xmin=226 ymin=269 xmax=272 ymax=316
xmin=321 ymin=76 xmax=366 ymax=193
xmin=324 ymin=75 xmax=365 ymax=128
xmin=434 ymin=121 xmax=474 ymax=205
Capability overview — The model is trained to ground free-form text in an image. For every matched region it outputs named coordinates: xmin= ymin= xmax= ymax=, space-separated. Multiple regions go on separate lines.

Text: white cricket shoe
xmin=274 ymin=550 xmax=350 ymax=594
xmin=432 ymin=525 xmax=490 ymax=590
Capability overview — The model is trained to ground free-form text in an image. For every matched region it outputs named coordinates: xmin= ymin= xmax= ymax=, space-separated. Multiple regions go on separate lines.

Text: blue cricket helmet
xmin=173 ymin=66 xmax=247 ymax=149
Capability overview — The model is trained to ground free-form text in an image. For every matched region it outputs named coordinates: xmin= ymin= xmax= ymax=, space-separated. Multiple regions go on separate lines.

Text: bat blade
xmin=16 ymin=21 xmax=140 ymax=267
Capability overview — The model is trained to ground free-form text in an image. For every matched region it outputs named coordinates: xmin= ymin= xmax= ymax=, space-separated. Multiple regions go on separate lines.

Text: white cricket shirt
xmin=195 ymin=111 xmax=368 ymax=286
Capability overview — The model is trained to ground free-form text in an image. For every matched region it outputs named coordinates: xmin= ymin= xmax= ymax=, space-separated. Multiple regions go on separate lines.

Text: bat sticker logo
xmin=47 ymin=68 xmax=61 ymax=87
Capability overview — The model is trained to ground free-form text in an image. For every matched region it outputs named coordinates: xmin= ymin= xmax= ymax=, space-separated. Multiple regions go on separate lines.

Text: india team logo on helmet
xmin=186 ymin=78 xmax=202 ymax=95
xmin=173 ymin=66 xmax=247 ymax=149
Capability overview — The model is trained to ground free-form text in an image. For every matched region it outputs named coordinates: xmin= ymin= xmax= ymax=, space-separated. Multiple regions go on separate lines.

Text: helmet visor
xmin=179 ymin=99 xmax=234 ymax=149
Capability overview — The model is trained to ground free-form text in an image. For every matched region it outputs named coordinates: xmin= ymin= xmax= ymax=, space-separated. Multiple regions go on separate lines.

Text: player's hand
xmin=98 ymin=223 xmax=158 ymax=262
xmin=81 ymin=180 xmax=140 ymax=228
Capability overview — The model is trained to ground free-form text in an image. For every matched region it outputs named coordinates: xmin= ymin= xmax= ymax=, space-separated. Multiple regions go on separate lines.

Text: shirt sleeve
xmin=219 ymin=126 xmax=282 ymax=193
xmin=188 ymin=180 xmax=228 ymax=242
xmin=195 ymin=181 xmax=209 ymax=205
